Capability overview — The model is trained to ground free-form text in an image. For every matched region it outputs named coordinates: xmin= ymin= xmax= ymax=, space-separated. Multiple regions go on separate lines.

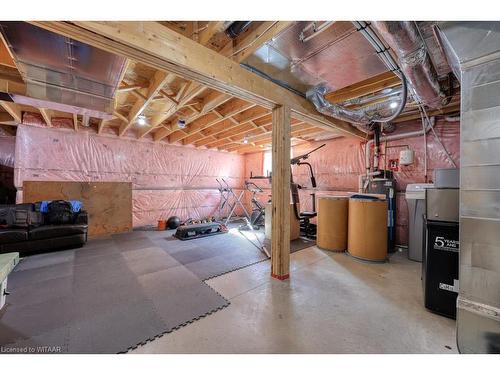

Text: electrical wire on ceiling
xmin=305 ymin=20 xmax=411 ymax=132
xmin=230 ymin=22 xmax=280 ymax=58
xmin=417 ymin=102 xmax=457 ymax=168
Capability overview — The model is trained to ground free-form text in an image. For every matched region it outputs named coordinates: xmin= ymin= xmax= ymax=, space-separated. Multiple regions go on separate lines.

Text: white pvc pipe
xmin=364 ymin=117 xmax=435 ymax=177
xmin=421 ymin=111 xmax=428 ymax=182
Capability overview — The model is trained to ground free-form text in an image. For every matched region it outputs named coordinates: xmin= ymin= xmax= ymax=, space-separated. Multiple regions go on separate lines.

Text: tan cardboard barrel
xmin=317 ymin=196 xmax=348 ymax=252
xmin=348 ymin=198 xmax=388 ymax=262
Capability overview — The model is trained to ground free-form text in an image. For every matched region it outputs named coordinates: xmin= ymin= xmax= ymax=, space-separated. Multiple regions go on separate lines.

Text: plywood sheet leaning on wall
xmin=23 ymin=181 xmax=132 ymax=238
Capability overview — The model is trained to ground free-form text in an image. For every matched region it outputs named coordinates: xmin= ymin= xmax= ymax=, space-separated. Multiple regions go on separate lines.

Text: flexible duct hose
xmin=306 ymin=70 xmax=408 ymax=129
xmin=371 ymin=71 xmax=407 ymax=123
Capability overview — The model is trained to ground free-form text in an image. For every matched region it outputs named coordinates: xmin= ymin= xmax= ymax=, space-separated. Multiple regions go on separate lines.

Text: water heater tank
xmin=399 ymin=149 xmax=414 ymax=165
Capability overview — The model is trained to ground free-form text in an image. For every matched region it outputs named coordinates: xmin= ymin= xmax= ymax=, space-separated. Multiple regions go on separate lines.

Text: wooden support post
xmin=73 ymin=113 xmax=79 ymax=131
xmin=271 ymin=105 xmax=291 ymax=281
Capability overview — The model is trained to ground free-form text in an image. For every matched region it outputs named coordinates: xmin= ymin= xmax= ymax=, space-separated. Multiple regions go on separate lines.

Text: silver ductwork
xmin=306 ymin=71 xmax=407 ymax=133
xmin=438 ymin=21 xmax=500 ymax=354
xmin=0 ymin=22 xmax=126 ymax=119
xmin=241 ymin=21 xmax=390 ymax=94
xmin=342 ymin=86 xmax=403 ymax=107
xmin=372 ymin=21 xmax=447 ymax=109
xmin=305 ymin=20 xmax=409 ymax=133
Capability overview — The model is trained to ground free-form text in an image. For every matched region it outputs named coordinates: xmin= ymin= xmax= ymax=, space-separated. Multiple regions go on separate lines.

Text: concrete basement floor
xmin=132 ymin=246 xmax=457 ymax=354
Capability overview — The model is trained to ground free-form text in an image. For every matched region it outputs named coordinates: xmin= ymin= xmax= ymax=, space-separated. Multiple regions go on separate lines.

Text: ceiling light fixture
xmin=177 ymin=119 xmax=186 ymax=129
xmin=137 ymin=114 xmax=147 ymax=126
xmin=242 ymin=136 xmax=249 ymax=144
xmin=389 ymin=101 xmax=398 ymax=109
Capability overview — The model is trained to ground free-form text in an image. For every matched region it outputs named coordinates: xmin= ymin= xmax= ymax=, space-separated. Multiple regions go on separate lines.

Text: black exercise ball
xmin=166 ymin=216 xmax=181 ymax=229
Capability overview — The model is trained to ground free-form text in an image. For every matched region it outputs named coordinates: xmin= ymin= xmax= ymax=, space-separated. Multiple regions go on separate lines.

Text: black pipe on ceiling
xmin=225 ymin=21 xmax=252 ymax=39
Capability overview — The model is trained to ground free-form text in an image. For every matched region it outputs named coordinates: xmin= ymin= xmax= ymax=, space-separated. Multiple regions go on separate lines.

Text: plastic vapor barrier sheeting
xmin=13 ymin=118 xmax=459 ymax=242
xmin=14 ymin=125 xmax=246 ymax=227
xmin=0 ymin=136 xmax=15 ymax=168
xmin=244 ymin=118 xmax=460 ymax=245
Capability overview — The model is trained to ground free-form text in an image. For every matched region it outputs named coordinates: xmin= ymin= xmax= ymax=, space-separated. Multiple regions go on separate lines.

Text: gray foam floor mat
xmin=0 ymin=239 xmax=228 ymax=354
xmin=149 ymin=225 xmax=316 ymax=280
xmin=0 ymin=227 xmax=314 ymax=353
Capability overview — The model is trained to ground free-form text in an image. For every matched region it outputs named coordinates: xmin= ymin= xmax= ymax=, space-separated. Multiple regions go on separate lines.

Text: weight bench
xmin=0 ymin=252 xmax=19 ymax=310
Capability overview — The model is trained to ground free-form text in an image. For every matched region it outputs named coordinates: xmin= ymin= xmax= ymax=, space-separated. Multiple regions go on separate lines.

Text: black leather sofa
xmin=0 ymin=202 xmax=88 ymax=256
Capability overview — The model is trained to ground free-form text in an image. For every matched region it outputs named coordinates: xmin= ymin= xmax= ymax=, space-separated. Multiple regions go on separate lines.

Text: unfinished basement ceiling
xmin=242 ymin=21 xmax=452 ymax=95
xmin=0 ymin=21 xmax=127 ymax=117
xmin=242 ymin=21 xmax=388 ymax=93
xmin=0 ymin=21 xmax=461 ymax=154
xmin=416 ymin=21 xmax=453 ymax=78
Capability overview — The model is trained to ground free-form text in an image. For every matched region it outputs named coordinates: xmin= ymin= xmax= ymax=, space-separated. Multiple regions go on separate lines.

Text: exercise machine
xmin=216 ymin=178 xmax=230 ymax=221
xmin=237 ymin=180 xmax=270 ymax=258
xmin=290 ymin=144 xmax=325 ymax=239
xmin=216 ymin=178 xmax=250 ymax=225
xmin=247 ymin=145 xmax=324 ymax=239
xmin=238 ymin=216 xmax=270 ymax=258
xmin=245 ymin=181 xmax=267 ymax=229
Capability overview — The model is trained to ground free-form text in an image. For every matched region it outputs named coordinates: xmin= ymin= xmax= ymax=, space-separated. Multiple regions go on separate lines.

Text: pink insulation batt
xmin=11 ymin=117 xmax=459 ymax=245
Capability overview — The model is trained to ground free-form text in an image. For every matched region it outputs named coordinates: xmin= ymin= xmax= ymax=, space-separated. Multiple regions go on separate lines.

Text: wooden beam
xmin=0 ymin=112 xmax=15 ymax=124
xmin=113 ymin=110 xmax=129 ymax=124
xmin=187 ymin=106 xmax=268 ymax=146
xmin=116 ymin=58 xmax=130 ymax=94
xmin=31 ymin=21 xmax=364 ymax=139
xmin=73 ymin=113 xmax=79 ymax=131
xmin=197 ymin=22 xmax=228 ymax=46
xmin=0 ymin=34 xmax=16 ymax=68
xmin=142 ymin=80 xmax=205 ymax=139
xmin=325 ymin=71 xmax=400 ymax=104
xmin=225 ymin=124 xmax=316 ymax=152
xmin=197 ymin=121 xmax=258 ymax=148
xmin=119 ymin=70 xmax=170 ymax=136
xmin=199 ymin=113 xmax=270 ymax=148
xmin=98 ymin=119 xmax=109 ymax=135
xmin=0 ymin=101 xmax=22 ymax=123
xmin=39 ymin=108 xmax=52 ymax=127
xmin=168 ymin=100 xmax=255 ymax=144
xmin=271 ymin=105 xmax=291 ymax=280
xmin=117 ymin=84 xmax=144 ymax=93
xmin=0 ymin=112 xmax=13 ymax=122
xmin=393 ymin=103 xmax=461 ymax=123
xmin=231 ymin=22 xmax=293 ymax=63
xmin=0 ymin=77 xmax=25 ymax=96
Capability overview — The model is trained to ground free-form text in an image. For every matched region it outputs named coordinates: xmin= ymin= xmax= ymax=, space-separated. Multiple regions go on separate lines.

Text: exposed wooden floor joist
xmin=29 ymin=21 xmax=365 ymax=139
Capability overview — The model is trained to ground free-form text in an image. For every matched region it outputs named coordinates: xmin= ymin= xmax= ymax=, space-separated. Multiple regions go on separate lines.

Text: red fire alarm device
xmin=389 ymin=159 xmax=399 ymax=172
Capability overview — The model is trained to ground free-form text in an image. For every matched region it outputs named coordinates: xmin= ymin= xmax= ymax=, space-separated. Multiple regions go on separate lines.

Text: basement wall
xmin=243 ymin=118 xmax=460 ymax=246
xmin=14 ymin=125 xmax=246 ymax=228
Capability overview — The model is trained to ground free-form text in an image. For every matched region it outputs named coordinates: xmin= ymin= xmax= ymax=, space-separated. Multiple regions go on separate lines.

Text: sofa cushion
xmin=1 ymin=234 xmax=86 ymax=256
xmin=28 ymin=224 xmax=88 ymax=241
xmin=0 ymin=228 xmax=28 ymax=244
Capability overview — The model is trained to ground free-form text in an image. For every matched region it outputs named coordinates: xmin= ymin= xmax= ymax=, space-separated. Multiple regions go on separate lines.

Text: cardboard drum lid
xmin=348 ymin=198 xmax=388 ymax=262
xmin=317 ymin=196 xmax=348 ymax=252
